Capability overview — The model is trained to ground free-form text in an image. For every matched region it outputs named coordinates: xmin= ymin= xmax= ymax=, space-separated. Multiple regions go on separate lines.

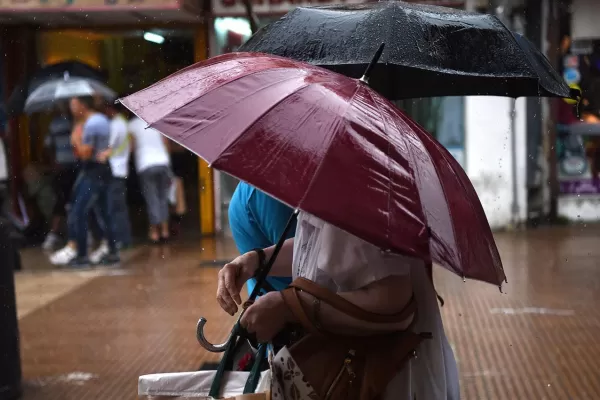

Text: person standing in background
xmin=0 ymin=133 xmax=8 ymax=216
xmin=129 ymin=116 xmax=171 ymax=244
xmin=228 ymin=182 xmax=297 ymax=294
xmin=41 ymin=105 xmax=79 ymax=250
xmin=65 ymin=96 xmax=119 ymax=267
xmin=94 ymin=102 xmax=131 ymax=259
xmin=49 ymin=115 xmax=107 ymax=265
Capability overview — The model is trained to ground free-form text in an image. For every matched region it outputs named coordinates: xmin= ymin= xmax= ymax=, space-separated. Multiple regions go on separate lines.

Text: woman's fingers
xmin=217 ymin=267 xmax=238 ymax=315
xmin=223 ymin=268 xmax=242 ymax=305
xmin=216 ymin=288 xmax=236 ymax=315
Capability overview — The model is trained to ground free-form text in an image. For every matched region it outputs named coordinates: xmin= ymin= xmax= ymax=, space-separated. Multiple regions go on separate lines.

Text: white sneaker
xmin=50 ymin=246 xmax=77 ymax=266
xmin=89 ymin=241 xmax=109 ymax=264
xmin=42 ymin=233 xmax=61 ymax=251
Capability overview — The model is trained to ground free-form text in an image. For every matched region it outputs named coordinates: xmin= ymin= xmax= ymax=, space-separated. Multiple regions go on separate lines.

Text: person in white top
xmin=94 ymin=102 xmax=132 ymax=261
xmin=128 ymin=116 xmax=171 ymax=243
xmin=216 ymin=212 xmax=460 ymax=400
xmin=0 ymin=135 xmax=8 ymax=214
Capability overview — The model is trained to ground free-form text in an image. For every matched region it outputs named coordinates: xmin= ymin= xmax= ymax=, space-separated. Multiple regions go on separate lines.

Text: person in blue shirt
xmin=67 ymin=96 xmax=119 ymax=267
xmin=228 ymin=181 xmax=296 ymax=295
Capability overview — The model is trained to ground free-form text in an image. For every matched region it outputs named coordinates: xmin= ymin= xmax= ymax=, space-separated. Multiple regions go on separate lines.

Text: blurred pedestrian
xmin=41 ymin=104 xmax=78 ymax=250
xmin=55 ymin=96 xmax=119 ymax=267
xmin=129 ymin=116 xmax=171 ymax=244
xmin=0 ymin=134 xmax=7 ymax=214
xmin=49 ymin=119 xmax=99 ymax=265
xmin=94 ymin=102 xmax=132 ymax=256
xmin=168 ymin=174 xmax=186 ymax=237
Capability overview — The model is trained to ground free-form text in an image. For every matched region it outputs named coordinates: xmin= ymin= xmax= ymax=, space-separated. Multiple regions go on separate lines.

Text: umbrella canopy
xmin=120 ymin=52 xmax=505 ymax=286
xmin=6 ymin=61 xmax=105 ymax=116
xmin=240 ymin=1 xmax=574 ymax=100
xmin=24 ymin=77 xmax=116 ymax=114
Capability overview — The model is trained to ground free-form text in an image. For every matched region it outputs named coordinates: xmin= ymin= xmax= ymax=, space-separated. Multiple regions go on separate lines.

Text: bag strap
xmin=288 ymin=277 xmax=416 ymax=325
xmin=281 ymin=285 xmax=321 ymax=335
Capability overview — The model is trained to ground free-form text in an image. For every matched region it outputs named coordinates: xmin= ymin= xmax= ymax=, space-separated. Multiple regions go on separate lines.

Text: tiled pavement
xmin=13 ymin=226 xmax=600 ymax=399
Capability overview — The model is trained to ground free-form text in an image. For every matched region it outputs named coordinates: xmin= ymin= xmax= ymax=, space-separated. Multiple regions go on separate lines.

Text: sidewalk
xmin=14 ymin=226 xmax=600 ymax=399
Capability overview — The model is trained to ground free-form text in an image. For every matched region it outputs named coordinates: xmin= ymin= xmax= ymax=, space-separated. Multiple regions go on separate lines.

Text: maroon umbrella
xmin=121 ymin=52 xmax=505 ymax=286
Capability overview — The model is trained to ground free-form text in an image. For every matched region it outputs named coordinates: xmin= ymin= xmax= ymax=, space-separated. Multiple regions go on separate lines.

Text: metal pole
xmin=510 ymin=98 xmax=519 ymax=224
xmin=491 ymin=0 xmax=521 ymax=226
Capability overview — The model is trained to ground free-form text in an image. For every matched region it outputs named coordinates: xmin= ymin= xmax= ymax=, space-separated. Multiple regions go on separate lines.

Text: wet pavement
xmin=14 ymin=225 xmax=600 ymax=399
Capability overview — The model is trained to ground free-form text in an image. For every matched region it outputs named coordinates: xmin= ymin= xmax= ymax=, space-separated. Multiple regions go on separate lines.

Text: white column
xmin=464 ymin=97 xmax=527 ymax=229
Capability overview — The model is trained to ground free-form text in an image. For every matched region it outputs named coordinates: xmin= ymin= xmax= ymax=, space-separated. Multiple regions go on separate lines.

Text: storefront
xmin=209 ymin=0 xmax=467 ymax=235
xmin=555 ymin=0 xmax=600 ymax=220
xmin=0 ymin=0 xmax=213 ymax=235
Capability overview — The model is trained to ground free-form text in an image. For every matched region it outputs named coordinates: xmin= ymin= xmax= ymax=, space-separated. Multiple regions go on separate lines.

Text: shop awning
xmin=211 ymin=0 xmax=464 ymax=17
xmin=0 ymin=0 xmax=203 ymax=26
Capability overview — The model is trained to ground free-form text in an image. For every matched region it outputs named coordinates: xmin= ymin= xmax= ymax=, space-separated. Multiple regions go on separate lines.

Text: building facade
xmin=0 ymin=0 xmax=214 ymax=235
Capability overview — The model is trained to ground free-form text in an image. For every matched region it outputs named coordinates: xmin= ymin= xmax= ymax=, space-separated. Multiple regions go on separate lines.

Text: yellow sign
xmin=564 ymin=83 xmax=581 ymax=105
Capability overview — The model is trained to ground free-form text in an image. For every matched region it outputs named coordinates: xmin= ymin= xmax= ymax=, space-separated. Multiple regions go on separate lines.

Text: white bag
xmin=138 ymin=370 xmax=271 ymax=399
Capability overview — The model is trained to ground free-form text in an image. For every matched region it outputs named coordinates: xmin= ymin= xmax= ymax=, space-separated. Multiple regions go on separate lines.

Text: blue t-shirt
xmin=228 ymin=182 xmax=296 ymax=294
xmin=82 ymin=113 xmax=111 ymax=173
xmin=82 ymin=113 xmax=111 ymax=159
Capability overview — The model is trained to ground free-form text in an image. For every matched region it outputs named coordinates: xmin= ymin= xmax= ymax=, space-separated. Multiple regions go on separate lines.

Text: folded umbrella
xmin=240 ymin=1 xmax=576 ymax=100
xmin=24 ymin=76 xmax=116 ymax=114
xmin=121 ymin=52 xmax=504 ymax=287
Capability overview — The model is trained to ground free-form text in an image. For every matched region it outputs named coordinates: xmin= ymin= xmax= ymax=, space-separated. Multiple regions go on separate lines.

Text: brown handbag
xmin=279 ymin=278 xmax=430 ymax=400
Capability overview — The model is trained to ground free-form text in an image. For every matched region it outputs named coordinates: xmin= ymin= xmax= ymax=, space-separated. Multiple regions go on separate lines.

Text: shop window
xmin=395 ymin=97 xmax=466 ymax=169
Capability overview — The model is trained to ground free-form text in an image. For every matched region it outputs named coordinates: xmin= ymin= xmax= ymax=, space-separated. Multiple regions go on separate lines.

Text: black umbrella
xmin=240 ymin=1 xmax=577 ymax=100
xmin=6 ymin=61 xmax=106 ymax=116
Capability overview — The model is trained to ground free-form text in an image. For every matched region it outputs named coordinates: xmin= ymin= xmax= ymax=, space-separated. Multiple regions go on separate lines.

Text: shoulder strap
xmin=281 ymin=287 xmax=321 ymax=335
xmin=289 ymin=278 xmax=415 ymax=324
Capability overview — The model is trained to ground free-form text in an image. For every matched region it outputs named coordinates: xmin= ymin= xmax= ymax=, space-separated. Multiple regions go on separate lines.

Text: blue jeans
xmin=108 ymin=177 xmax=131 ymax=246
xmin=66 ymin=174 xmax=104 ymax=243
xmin=71 ymin=169 xmax=117 ymax=258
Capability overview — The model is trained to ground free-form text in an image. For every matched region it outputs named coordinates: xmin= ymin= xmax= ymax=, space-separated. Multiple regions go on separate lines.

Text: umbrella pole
xmin=359 ymin=43 xmax=385 ymax=85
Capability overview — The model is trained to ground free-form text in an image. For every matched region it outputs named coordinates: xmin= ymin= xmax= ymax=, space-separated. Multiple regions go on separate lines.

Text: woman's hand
xmin=240 ymin=292 xmax=292 ymax=343
xmin=217 ymin=251 xmax=260 ymax=315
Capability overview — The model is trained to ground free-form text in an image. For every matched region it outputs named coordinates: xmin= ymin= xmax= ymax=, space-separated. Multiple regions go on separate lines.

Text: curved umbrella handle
xmin=196 ymin=317 xmax=230 ymax=353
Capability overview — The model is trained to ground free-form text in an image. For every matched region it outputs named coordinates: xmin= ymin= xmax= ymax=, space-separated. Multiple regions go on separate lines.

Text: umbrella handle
xmin=196 ymin=317 xmax=230 ymax=352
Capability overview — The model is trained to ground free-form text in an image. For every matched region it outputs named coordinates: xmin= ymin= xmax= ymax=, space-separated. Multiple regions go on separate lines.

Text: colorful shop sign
xmin=558 ymin=123 xmax=600 ymax=195
xmin=0 ymin=0 xmax=177 ymax=10
xmin=212 ymin=0 xmax=365 ymax=17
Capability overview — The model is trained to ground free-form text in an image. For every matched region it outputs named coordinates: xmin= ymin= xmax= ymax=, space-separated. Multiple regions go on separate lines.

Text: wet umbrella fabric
xmin=120 ymin=52 xmax=505 ymax=286
xmin=6 ymin=61 xmax=105 ymax=116
xmin=240 ymin=1 xmax=573 ymax=101
xmin=24 ymin=78 xmax=116 ymax=114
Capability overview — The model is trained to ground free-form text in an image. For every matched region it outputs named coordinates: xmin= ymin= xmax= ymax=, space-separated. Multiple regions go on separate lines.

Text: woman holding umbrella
xmin=120 ymin=45 xmax=547 ymax=399
xmin=217 ymin=213 xmax=460 ymax=399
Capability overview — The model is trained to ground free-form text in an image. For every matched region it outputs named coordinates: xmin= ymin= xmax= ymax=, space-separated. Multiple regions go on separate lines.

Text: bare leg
xmin=50 ymin=216 xmax=62 ymax=233
xmin=149 ymin=225 xmax=160 ymax=243
xmin=174 ymin=177 xmax=186 ymax=216
xmin=160 ymin=221 xmax=169 ymax=240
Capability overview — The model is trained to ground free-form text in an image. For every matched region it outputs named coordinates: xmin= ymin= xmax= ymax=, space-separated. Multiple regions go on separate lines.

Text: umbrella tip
xmin=359 ymin=43 xmax=385 ymax=85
